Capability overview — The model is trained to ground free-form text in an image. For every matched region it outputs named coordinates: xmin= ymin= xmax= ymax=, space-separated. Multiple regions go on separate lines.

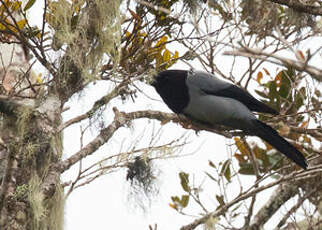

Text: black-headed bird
xmin=152 ymin=69 xmax=307 ymax=169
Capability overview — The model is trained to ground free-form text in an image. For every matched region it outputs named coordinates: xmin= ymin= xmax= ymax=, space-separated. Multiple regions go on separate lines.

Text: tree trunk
xmin=0 ymin=42 xmax=64 ymax=230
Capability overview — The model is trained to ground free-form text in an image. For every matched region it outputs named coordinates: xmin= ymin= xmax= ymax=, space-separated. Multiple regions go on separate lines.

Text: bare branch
xmin=58 ymin=78 xmax=133 ymax=132
xmin=223 ymin=47 xmax=322 ymax=82
xmin=180 ymin=167 xmax=322 ymax=230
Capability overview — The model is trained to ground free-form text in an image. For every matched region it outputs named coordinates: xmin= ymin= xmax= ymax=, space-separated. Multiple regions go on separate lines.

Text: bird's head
xmin=151 ymin=70 xmax=189 ymax=114
xmin=151 ymin=69 xmax=187 ymax=89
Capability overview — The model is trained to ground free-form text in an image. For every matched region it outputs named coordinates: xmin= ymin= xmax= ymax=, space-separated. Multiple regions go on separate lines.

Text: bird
xmin=151 ymin=69 xmax=307 ymax=169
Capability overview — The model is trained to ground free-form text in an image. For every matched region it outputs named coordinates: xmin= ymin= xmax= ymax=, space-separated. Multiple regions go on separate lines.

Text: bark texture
xmin=0 ymin=43 xmax=63 ymax=230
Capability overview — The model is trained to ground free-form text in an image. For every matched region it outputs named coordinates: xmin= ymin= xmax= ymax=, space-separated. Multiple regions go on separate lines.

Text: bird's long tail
xmin=251 ymin=120 xmax=307 ymax=169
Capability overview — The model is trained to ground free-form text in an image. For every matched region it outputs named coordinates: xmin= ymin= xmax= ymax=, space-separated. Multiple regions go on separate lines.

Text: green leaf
xmin=268 ymin=153 xmax=283 ymax=169
xmin=205 ymin=172 xmax=217 ymax=182
xmin=255 ymin=89 xmax=269 ymax=99
xmin=294 ymin=87 xmax=306 ymax=109
xmin=238 ymin=163 xmax=255 ymax=175
xmin=171 ymin=195 xmax=189 ymax=208
xmin=208 ymin=160 xmax=216 ymax=168
xmin=254 ymin=146 xmax=269 ymax=169
xmin=179 ymin=172 xmax=190 ymax=192
xmin=220 ymin=160 xmax=231 ymax=182
xmin=216 ymin=195 xmax=225 ymax=206
xmin=267 ymin=81 xmax=280 ymax=108
xmin=279 ymin=71 xmax=291 ymax=99
xmin=171 ymin=196 xmax=180 ymax=203
xmin=24 ymin=0 xmax=36 ymax=11
xmin=268 ymin=81 xmax=278 ymax=100
xmin=180 ymin=195 xmax=189 ymax=208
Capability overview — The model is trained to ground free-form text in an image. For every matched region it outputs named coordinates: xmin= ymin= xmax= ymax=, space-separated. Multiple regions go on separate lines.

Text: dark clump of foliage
xmin=126 ymin=156 xmax=159 ymax=211
xmin=126 ymin=156 xmax=155 ymax=193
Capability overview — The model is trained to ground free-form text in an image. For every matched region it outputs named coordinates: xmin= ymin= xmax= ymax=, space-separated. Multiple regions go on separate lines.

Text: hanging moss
xmin=28 ymin=174 xmax=64 ymax=230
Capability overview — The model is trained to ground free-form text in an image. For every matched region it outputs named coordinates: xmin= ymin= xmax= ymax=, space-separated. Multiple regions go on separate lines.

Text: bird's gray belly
xmin=183 ymin=94 xmax=256 ymax=130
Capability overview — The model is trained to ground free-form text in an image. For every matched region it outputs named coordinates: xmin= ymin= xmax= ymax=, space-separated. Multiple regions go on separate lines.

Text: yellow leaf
xmin=9 ymin=19 xmax=27 ymax=33
xmin=256 ymin=71 xmax=263 ymax=84
xmin=11 ymin=1 xmax=22 ymax=11
xmin=155 ymin=35 xmax=168 ymax=49
xmin=303 ymin=136 xmax=311 ymax=144
xmin=16 ymin=19 xmax=27 ymax=30
xmin=163 ymin=49 xmax=171 ymax=63
xmin=275 ymin=71 xmax=282 ymax=87
xmin=300 ymin=120 xmax=309 ymax=128
xmin=35 ymin=30 xmax=42 ymax=39
xmin=35 ymin=73 xmax=43 ymax=84
xmin=172 ymin=50 xmax=179 ymax=60
xmin=0 ymin=18 xmax=12 ymax=31
xmin=169 ymin=203 xmax=177 ymax=210
xmin=168 ymin=50 xmax=179 ymax=66
xmin=234 ymin=137 xmax=249 ymax=156
xmin=234 ymin=153 xmax=245 ymax=163
xmin=160 ymin=35 xmax=168 ymax=43
xmin=0 ymin=23 xmax=6 ymax=31
xmin=124 ymin=31 xmax=131 ymax=37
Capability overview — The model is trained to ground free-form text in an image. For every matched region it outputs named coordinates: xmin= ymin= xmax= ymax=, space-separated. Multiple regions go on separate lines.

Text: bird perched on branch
xmin=151 ymin=69 xmax=307 ymax=169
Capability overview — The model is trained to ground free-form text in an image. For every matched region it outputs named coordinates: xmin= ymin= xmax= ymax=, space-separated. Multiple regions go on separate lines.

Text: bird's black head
xmin=152 ymin=70 xmax=189 ymax=114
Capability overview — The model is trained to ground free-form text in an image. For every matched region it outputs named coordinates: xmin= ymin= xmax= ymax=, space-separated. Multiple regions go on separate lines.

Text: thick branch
xmin=0 ymin=96 xmax=35 ymax=116
xmin=276 ymin=187 xmax=319 ymax=229
xmin=268 ymin=0 xmax=322 ymax=16
xmin=248 ymin=184 xmax=298 ymax=230
xmin=58 ymin=109 xmax=243 ymax=173
xmin=58 ymin=108 xmax=128 ymax=172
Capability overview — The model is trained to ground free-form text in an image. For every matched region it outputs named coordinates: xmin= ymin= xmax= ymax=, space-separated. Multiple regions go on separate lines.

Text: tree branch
xmin=58 ymin=79 xmax=132 ymax=132
xmin=58 ymin=108 xmax=247 ymax=173
xmin=223 ymin=47 xmax=322 ymax=82
xmin=0 ymin=96 xmax=35 ymax=116
xmin=276 ymin=187 xmax=319 ymax=229
xmin=267 ymin=0 xmax=322 ymax=16
xmin=248 ymin=183 xmax=298 ymax=230
xmin=180 ymin=167 xmax=322 ymax=230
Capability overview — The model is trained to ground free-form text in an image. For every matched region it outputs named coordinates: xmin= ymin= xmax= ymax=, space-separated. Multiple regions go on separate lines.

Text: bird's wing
xmin=188 ymin=71 xmax=278 ymax=115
